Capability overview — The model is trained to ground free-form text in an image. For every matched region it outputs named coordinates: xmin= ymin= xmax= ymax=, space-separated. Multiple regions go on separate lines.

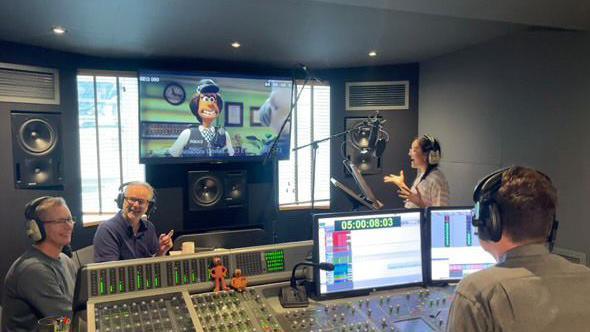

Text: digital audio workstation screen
xmin=316 ymin=211 xmax=423 ymax=295
xmin=430 ymin=208 xmax=496 ymax=281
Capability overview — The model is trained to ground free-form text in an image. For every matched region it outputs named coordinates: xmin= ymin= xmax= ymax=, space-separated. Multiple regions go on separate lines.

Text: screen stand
xmin=279 ymin=285 xmax=309 ymax=308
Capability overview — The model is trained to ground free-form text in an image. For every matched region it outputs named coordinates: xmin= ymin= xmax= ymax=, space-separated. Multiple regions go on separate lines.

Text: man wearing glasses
xmin=93 ymin=181 xmax=173 ymax=263
xmin=2 ymin=196 xmax=77 ymax=331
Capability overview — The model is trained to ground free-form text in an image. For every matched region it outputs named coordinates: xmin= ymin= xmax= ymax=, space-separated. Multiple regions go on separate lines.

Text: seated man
xmin=447 ymin=167 xmax=590 ymax=331
xmin=93 ymin=181 xmax=173 ymax=262
xmin=2 ymin=196 xmax=77 ymax=331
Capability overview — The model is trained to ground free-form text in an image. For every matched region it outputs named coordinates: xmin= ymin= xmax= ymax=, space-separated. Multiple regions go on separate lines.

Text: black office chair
xmin=72 ymin=245 xmax=94 ymax=270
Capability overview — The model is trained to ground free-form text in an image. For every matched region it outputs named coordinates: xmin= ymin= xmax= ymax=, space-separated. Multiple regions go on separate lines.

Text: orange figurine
xmin=231 ymin=268 xmax=248 ymax=292
xmin=210 ymin=257 xmax=229 ymax=292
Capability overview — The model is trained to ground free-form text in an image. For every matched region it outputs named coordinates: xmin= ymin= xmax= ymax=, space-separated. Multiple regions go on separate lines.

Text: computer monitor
xmin=427 ymin=207 xmax=496 ymax=283
xmin=314 ymin=209 xmax=423 ymax=298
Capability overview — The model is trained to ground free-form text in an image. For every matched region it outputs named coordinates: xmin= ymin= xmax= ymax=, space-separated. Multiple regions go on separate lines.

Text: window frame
xmin=278 ymin=81 xmax=331 ymax=210
xmin=77 ymin=70 xmax=143 ymax=226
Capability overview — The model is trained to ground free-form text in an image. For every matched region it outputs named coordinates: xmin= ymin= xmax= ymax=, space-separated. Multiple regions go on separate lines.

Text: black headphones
xmin=472 ymin=167 xmax=559 ymax=248
xmin=24 ymin=196 xmax=52 ymax=242
xmin=422 ymin=135 xmax=441 ymax=165
xmin=115 ymin=182 xmax=157 ymax=217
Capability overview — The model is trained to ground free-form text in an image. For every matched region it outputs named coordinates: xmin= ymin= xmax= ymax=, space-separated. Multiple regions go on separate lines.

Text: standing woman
xmin=384 ymin=135 xmax=449 ymax=208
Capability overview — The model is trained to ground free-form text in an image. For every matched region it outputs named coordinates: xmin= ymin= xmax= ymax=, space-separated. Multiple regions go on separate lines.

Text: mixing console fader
xmin=192 ymin=289 xmax=282 ymax=332
xmin=93 ymin=292 xmax=196 ymax=332
xmin=274 ymin=287 xmax=455 ymax=332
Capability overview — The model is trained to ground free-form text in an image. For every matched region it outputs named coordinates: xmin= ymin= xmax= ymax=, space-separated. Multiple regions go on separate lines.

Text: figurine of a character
xmin=210 ymin=257 xmax=229 ymax=292
xmin=230 ymin=268 xmax=248 ymax=292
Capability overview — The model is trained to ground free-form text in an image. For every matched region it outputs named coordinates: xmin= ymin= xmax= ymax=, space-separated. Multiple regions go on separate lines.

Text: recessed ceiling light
xmin=368 ymin=51 xmax=377 ymax=57
xmin=52 ymin=26 xmax=66 ymax=35
xmin=231 ymin=41 xmax=241 ymax=48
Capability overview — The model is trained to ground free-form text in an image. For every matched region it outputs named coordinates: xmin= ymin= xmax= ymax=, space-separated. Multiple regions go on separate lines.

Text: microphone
xmin=368 ymin=117 xmax=380 ymax=151
xmin=279 ymin=261 xmax=334 ymax=308
xmin=297 ymin=63 xmax=322 ymax=83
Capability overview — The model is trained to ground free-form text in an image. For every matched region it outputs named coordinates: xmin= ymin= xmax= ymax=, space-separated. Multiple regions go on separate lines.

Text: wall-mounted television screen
xmin=139 ymin=70 xmax=293 ymax=163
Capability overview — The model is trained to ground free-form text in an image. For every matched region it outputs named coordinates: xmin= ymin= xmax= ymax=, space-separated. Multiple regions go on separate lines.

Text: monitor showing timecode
xmin=335 ymin=216 xmax=401 ymax=231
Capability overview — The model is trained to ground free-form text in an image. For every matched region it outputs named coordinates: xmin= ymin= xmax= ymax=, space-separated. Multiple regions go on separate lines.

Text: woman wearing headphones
xmin=384 ymin=135 xmax=449 ymax=208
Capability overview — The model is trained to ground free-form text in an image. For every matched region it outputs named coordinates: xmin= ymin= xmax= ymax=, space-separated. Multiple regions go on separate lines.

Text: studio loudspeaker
xmin=345 ymin=117 xmax=381 ymax=175
xmin=11 ymin=111 xmax=63 ymax=189
xmin=188 ymin=170 xmax=247 ymax=211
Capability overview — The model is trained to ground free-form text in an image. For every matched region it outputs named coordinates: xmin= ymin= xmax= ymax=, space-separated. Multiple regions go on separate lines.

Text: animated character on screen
xmin=210 ymin=257 xmax=230 ymax=292
xmin=167 ymin=79 xmax=234 ymax=157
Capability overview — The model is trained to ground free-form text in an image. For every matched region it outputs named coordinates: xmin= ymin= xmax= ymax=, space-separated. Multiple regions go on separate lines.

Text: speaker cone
xmin=228 ymin=184 xmax=242 ymax=200
xmin=191 ymin=176 xmax=222 ymax=207
xmin=18 ymin=119 xmax=57 ymax=155
xmin=23 ymin=159 xmax=53 ymax=185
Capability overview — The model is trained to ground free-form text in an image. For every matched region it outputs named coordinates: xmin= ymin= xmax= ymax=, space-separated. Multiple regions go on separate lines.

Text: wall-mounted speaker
xmin=187 ymin=170 xmax=247 ymax=211
xmin=345 ymin=117 xmax=382 ymax=175
xmin=11 ymin=111 xmax=63 ymax=189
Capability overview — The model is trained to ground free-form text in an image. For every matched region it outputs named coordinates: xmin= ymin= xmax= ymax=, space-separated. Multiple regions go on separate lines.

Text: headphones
xmin=422 ymin=135 xmax=441 ymax=165
xmin=24 ymin=196 xmax=52 ymax=242
xmin=115 ymin=182 xmax=157 ymax=217
xmin=472 ymin=167 xmax=559 ymax=248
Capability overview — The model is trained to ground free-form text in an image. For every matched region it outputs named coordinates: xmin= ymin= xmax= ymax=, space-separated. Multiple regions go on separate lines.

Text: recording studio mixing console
xmin=74 ymin=241 xmax=457 ymax=331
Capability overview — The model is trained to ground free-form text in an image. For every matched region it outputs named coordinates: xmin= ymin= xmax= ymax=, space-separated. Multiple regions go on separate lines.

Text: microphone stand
xmin=292 ymin=126 xmax=365 ymax=213
xmin=264 ymin=71 xmax=310 ymax=243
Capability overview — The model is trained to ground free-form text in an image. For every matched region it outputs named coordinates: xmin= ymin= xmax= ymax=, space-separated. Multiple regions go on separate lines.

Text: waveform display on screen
xmin=429 ymin=208 xmax=495 ymax=281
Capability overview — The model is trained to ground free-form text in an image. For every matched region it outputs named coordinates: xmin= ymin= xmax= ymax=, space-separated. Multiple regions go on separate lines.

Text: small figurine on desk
xmin=231 ymin=268 xmax=248 ymax=292
xmin=210 ymin=257 xmax=229 ymax=292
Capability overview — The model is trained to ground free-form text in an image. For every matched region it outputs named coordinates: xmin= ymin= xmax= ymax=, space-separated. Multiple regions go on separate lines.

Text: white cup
xmin=182 ymin=241 xmax=195 ymax=254
xmin=169 ymin=250 xmax=183 ymax=256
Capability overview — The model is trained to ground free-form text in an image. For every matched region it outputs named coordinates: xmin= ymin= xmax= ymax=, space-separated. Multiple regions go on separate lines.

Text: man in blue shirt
xmin=93 ymin=181 xmax=173 ymax=262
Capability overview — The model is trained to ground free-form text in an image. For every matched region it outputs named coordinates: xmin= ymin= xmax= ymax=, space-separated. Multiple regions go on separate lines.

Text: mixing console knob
xmin=380 ymin=296 xmax=384 ymax=304
xmin=443 ymin=298 xmax=447 ymax=304
xmin=406 ymin=293 xmax=410 ymax=300
xmin=381 ymin=318 xmax=387 ymax=327
xmin=396 ymin=304 xmax=400 ymax=313
xmin=367 ymin=308 xmax=372 ymax=316
xmin=436 ymin=298 xmax=440 ymax=305
xmin=388 ymin=305 xmax=393 ymax=314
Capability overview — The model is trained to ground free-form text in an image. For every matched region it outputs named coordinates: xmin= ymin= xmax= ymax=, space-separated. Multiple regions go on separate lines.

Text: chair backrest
xmin=72 ymin=245 xmax=94 ymax=270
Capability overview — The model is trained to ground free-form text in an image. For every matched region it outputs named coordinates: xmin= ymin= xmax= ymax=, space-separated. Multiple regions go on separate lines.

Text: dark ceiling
xmin=0 ymin=0 xmax=588 ymax=69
